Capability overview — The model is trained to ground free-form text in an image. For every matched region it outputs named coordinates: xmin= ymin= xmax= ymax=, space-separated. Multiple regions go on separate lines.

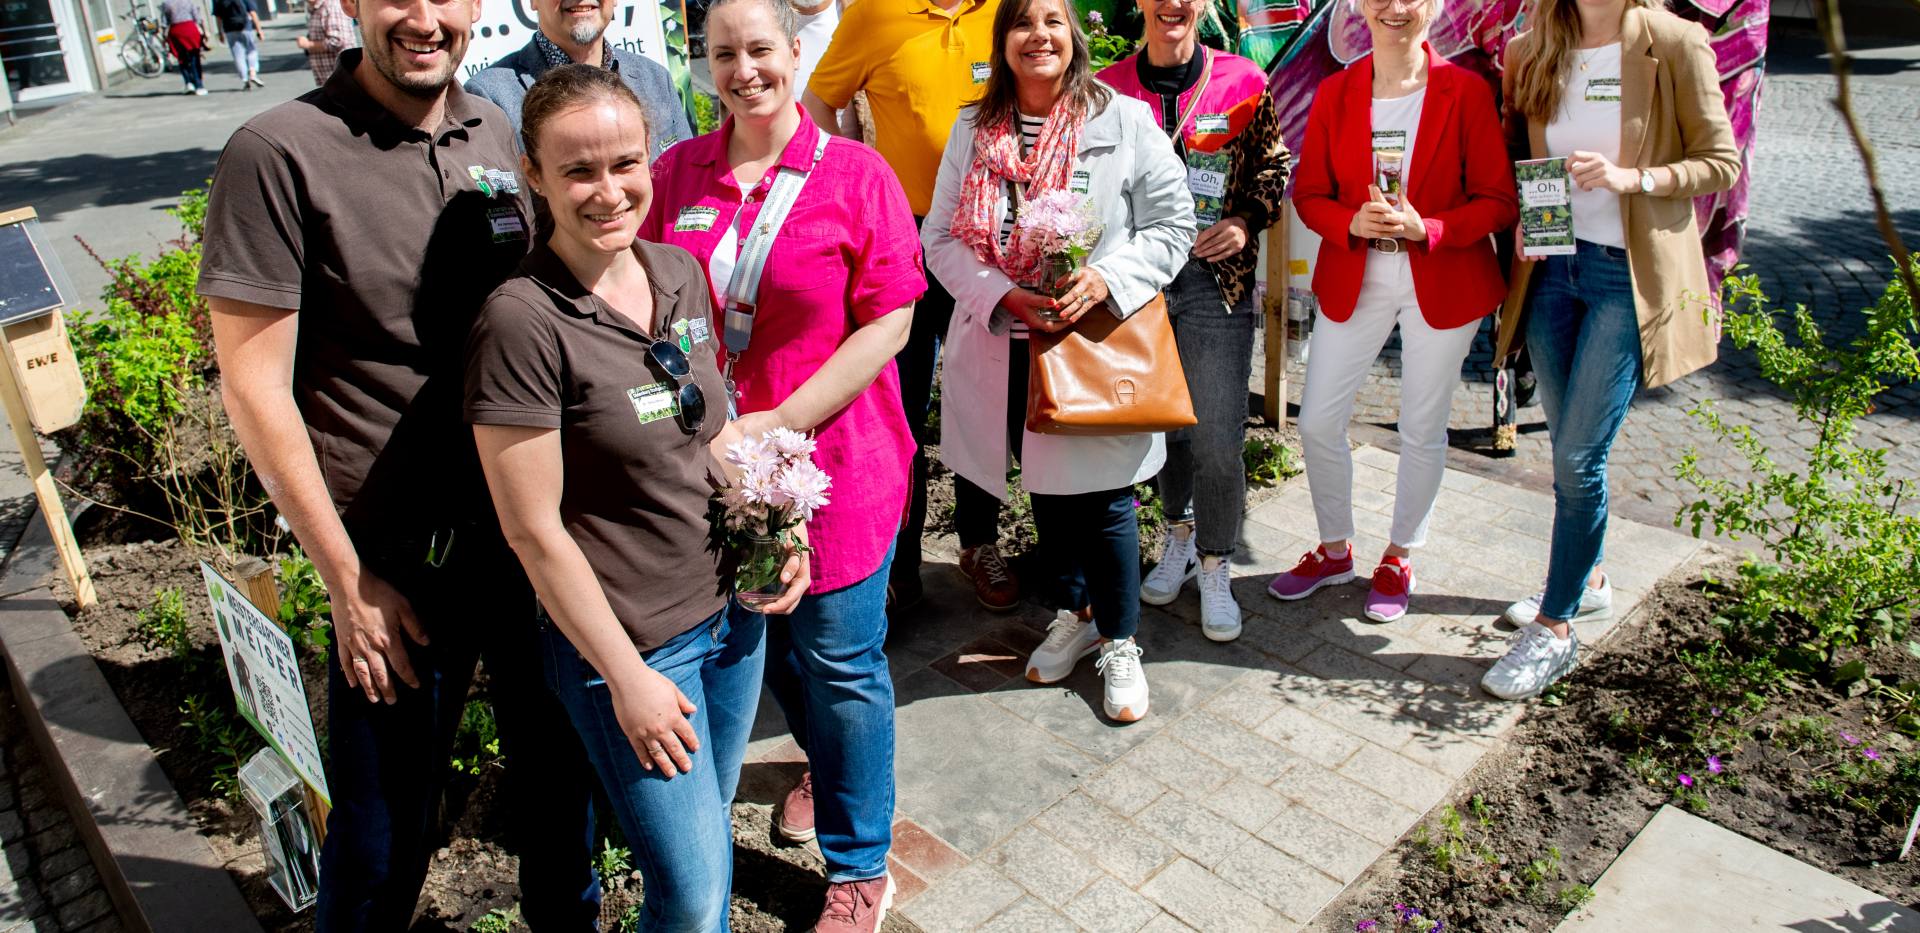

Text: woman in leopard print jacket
xmin=1098 ymin=1 xmax=1290 ymax=642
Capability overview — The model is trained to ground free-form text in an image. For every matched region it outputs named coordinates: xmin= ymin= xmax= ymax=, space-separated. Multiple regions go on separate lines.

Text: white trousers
xmin=1297 ymin=253 xmax=1479 ymax=550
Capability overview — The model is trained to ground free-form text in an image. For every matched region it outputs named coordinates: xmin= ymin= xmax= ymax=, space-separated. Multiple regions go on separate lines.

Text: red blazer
xmin=1292 ymin=45 xmax=1518 ymax=329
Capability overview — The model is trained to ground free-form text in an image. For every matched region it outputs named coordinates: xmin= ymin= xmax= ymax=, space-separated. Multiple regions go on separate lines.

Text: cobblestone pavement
xmin=744 ymin=448 xmax=1702 ymax=931
xmin=1263 ymin=26 xmax=1920 ymax=521
xmin=0 ymin=678 xmax=120 ymax=933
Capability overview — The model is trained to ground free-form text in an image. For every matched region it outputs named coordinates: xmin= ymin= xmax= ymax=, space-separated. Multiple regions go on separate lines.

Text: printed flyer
xmin=1516 ymin=158 xmax=1576 ymax=257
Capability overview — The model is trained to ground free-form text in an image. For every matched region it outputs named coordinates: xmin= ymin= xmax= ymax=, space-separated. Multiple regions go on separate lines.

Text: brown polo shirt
xmin=198 ymin=49 xmax=533 ymax=540
xmin=464 ymin=240 xmax=731 ymax=651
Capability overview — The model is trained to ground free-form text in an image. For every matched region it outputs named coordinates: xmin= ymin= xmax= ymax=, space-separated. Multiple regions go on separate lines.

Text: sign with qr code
xmin=202 ymin=562 xmax=330 ymax=805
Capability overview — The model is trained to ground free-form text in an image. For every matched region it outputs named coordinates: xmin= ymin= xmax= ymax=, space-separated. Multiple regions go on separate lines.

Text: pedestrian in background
xmin=295 ymin=0 xmax=355 ymax=85
xmin=640 ymin=0 xmax=925 ymax=927
xmin=924 ymin=0 xmax=1195 ymax=724
xmin=1484 ymin=0 xmax=1737 ymax=700
xmin=213 ymin=0 xmax=265 ymax=89
xmin=1271 ymin=0 xmax=1516 ymax=624
xmin=1101 ymin=0 xmax=1290 ymax=644
xmin=159 ymin=0 xmax=209 ymax=94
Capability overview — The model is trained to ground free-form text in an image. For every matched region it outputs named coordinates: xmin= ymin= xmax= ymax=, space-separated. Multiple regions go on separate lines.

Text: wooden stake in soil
xmin=232 ymin=555 xmax=332 ymax=847
xmin=0 ymin=206 xmax=94 ymax=608
xmin=1262 ymin=211 xmax=1291 ymax=425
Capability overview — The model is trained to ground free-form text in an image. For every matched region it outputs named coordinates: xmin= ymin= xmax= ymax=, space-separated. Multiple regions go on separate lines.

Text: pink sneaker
xmin=1266 ymin=546 xmax=1357 ymax=600
xmin=1363 ymin=556 xmax=1414 ymax=623
xmin=777 ymin=771 xmax=815 ymax=843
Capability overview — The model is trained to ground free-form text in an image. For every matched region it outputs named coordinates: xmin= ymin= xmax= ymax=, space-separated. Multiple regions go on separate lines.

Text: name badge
xmin=486 ymin=205 xmax=526 ymax=243
xmin=1194 ymin=113 xmax=1230 ymax=136
xmin=671 ymin=317 xmax=714 ymax=352
xmin=675 ymin=206 xmax=719 ymax=232
xmin=971 ymin=61 xmax=991 ymax=85
xmin=627 ymin=383 xmax=680 ymax=425
xmin=1585 ymin=78 xmax=1622 ymax=102
xmin=1069 ymin=169 xmax=1092 ymax=194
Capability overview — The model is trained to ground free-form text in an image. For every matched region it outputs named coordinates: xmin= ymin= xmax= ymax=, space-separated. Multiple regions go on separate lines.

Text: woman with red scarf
xmin=159 ymin=0 xmax=209 ymax=95
xmin=922 ymin=0 xmax=1194 ymax=724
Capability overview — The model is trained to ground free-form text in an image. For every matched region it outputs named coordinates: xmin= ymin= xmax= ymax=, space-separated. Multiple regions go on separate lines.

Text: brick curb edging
xmin=0 ymin=512 xmax=263 ymax=933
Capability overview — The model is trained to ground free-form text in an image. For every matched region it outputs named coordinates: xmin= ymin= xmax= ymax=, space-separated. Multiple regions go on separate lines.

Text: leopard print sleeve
xmin=1225 ymin=91 xmax=1290 ymax=236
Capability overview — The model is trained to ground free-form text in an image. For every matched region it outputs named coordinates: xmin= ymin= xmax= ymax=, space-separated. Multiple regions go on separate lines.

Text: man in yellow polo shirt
xmin=803 ymin=0 xmax=1008 ymax=618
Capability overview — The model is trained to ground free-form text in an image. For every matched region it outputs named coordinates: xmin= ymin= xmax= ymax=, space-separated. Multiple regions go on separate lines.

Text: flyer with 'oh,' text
xmin=1516 ymin=158 xmax=1576 ymax=258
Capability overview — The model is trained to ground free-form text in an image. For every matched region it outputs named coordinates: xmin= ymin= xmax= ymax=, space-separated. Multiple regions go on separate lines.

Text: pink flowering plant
xmin=1014 ymin=189 xmax=1103 ymax=301
xmin=719 ymin=427 xmax=830 ymax=606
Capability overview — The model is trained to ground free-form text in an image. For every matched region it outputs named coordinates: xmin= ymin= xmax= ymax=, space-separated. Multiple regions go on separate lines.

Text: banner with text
xmin=201 ymin=562 xmax=331 ymax=806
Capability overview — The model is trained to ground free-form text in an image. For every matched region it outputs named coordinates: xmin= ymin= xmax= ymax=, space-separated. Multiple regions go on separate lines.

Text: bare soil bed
xmin=1317 ymin=556 xmax=1920 ymax=931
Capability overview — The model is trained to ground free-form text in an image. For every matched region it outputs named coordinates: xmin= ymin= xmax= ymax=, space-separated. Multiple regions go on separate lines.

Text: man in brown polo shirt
xmin=196 ymin=0 xmax=599 ymax=927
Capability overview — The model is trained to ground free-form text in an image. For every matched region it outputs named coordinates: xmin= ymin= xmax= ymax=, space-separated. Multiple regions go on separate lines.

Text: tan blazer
xmin=1493 ymin=6 xmax=1740 ymax=389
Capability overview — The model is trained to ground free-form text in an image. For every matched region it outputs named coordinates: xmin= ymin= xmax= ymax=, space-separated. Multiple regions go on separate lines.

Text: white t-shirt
xmin=793 ymin=3 xmax=841 ymax=101
xmin=1545 ymin=42 xmax=1626 ymax=249
xmin=992 ymin=112 xmax=1048 ymax=340
xmin=1369 ymin=88 xmax=1426 ymax=212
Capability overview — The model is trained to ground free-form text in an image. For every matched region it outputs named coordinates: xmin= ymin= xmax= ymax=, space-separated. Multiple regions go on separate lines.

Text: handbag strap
xmin=1170 ymin=49 xmax=1213 ymax=158
xmin=720 ymin=125 xmax=831 ymax=356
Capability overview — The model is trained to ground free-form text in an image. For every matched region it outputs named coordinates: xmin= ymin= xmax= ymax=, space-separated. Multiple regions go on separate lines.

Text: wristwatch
xmin=1638 ymin=169 xmax=1656 ymax=194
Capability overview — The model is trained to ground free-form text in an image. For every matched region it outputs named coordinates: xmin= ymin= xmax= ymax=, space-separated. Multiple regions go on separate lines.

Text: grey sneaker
xmin=1481 ymin=622 xmax=1579 ymax=700
xmin=1026 ymin=611 xmax=1099 ymax=684
xmin=1197 ymin=557 xmax=1242 ymax=642
xmin=1504 ymin=574 xmax=1612 ymax=628
xmin=1141 ymin=524 xmax=1198 ymax=605
xmin=1097 ymin=637 xmax=1149 ymax=722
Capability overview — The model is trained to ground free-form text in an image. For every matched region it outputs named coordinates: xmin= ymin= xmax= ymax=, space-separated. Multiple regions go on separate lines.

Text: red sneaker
xmin=777 ymin=771 xmax=816 ymax=843
xmin=812 ymin=874 xmax=895 ymax=933
xmin=1364 ymin=556 xmax=1415 ymax=623
xmin=1265 ymin=546 xmax=1357 ymax=600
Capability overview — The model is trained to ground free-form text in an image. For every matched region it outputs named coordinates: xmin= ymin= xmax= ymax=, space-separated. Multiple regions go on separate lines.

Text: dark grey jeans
xmin=1159 ymin=260 xmax=1258 ymax=556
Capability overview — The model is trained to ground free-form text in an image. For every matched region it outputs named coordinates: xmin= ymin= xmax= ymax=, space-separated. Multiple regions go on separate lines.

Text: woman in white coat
xmin=922 ymin=0 xmax=1194 ymax=723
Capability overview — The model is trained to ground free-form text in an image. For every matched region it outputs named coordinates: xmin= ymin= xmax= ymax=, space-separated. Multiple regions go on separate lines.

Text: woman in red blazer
xmin=1268 ymin=0 xmax=1516 ymax=624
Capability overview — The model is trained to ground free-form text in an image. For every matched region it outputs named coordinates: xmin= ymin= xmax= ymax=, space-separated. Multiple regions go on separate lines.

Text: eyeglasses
xmin=648 ymin=339 xmax=706 ymax=434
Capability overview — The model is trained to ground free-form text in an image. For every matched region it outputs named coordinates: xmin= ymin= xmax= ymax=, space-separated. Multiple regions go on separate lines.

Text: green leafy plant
xmin=277 ymin=546 xmax=334 ymax=654
xmin=179 ymin=691 xmax=260 ymax=800
xmin=450 ymin=697 xmax=503 ymax=776
xmin=136 ymin=587 xmax=192 ymax=661
xmin=692 ymin=92 xmax=720 ymax=135
xmin=1243 ymin=435 xmax=1302 ymax=488
xmin=1676 ymin=265 xmax=1920 ymax=681
xmin=1082 ymin=10 xmax=1134 ymax=70
xmin=470 ymin=905 xmax=520 ymax=933
xmin=596 ymin=838 xmax=632 ymax=878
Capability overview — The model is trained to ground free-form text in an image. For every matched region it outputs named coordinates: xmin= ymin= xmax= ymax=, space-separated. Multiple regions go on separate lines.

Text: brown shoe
xmin=777 ymin=771 xmax=816 ymax=843
xmin=812 ymin=874 xmax=895 ymax=933
xmin=958 ymin=544 xmax=1019 ymax=611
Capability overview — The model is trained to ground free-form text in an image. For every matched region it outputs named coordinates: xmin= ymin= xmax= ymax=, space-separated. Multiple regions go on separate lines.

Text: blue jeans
xmin=1525 ymin=240 xmax=1643 ymax=620
xmin=542 ymin=604 xmax=767 ymax=932
xmin=1160 ymin=260 xmax=1258 ymax=556
xmin=317 ymin=532 xmax=599 ymax=932
xmin=765 ymin=545 xmax=895 ymax=883
xmin=1031 ymin=486 xmax=1142 ymax=641
xmin=227 ymin=30 xmax=259 ymax=81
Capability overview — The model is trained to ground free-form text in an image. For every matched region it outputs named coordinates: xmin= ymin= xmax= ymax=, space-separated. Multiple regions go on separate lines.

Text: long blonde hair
xmin=1510 ymin=0 xmax=1661 ymax=124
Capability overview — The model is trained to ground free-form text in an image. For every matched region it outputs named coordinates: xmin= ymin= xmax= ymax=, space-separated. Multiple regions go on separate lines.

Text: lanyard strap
xmin=1168 ymin=48 xmax=1213 ymax=158
xmin=722 ymin=126 xmax=831 ymax=355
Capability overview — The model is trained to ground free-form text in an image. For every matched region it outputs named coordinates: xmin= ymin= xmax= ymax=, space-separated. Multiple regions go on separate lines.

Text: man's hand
xmin=334 ymin=569 xmax=431 ymax=704
xmin=296 ymin=35 xmax=314 ymax=50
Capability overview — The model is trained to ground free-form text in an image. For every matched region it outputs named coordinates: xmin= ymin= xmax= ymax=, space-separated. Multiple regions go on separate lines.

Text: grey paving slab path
xmin=740 ymin=445 xmax=1703 ymax=932
xmin=1558 ymin=805 xmax=1920 ymax=933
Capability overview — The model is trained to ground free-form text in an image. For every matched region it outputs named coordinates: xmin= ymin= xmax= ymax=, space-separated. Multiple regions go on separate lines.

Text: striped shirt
xmin=999 ymin=113 xmax=1046 ymax=340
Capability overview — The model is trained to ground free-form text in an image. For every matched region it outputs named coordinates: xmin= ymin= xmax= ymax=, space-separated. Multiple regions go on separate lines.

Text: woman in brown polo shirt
xmin=464 ymin=64 xmax=806 ymax=931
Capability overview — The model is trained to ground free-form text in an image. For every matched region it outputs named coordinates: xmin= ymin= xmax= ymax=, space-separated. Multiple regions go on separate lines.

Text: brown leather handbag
xmin=1025 ymin=293 xmax=1198 ymax=436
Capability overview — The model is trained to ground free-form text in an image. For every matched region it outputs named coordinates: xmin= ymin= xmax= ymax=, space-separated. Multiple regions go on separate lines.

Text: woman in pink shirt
xmin=638 ymin=0 xmax=923 ymax=927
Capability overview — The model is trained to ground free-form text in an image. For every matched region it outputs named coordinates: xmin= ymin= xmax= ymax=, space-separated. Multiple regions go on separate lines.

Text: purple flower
xmin=1678 ymin=773 xmax=1695 ymax=788
xmin=1865 ymin=748 xmax=1882 ymax=761
xmin=1394 ymin=904 xmax=1421 ymax=921
xmin=1840 ymin=730 xmax=1860 ymax=746
xmin=1710 ymin=707 xmax=1722 ymax=717
xmin=1355 ymin=922 xmax=1378 ymax=932
xmin=1432 ymin=923 xmax=1446 ymax=933
xmin=1132 ymin=499 xmax=1143 ymax=509
xmin=1707 ymin=755 xmax=1723 ymax=774
xmin=1087 ymin=9 xmax=1103 ymax=23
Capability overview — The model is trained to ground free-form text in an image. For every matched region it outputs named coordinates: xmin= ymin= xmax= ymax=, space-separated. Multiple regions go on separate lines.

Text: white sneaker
xmin=1197 ymin=556 xmax=1241 ymax=642
xmin=1025 ymin=610 xmax=1099 ymax=684
xmin=194 ymin=86 xmax=208 ymax=95
xmin=1504 ymin=574 xmax=1613 ymax=627
xmin=1096 ymin=637 xmax=1149 ymax=722
xmin=1141 ymin=524 xmax=1198 ymax=605
xmin=1481 ymin=622 xmax=1580 ymax=700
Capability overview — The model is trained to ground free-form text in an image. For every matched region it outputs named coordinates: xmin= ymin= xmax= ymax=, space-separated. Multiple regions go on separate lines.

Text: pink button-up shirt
xmin=640 ymin=105 xmax=926 ymax=592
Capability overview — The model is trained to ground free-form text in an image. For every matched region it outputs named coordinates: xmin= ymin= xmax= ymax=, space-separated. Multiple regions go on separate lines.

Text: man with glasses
xmin=197 ymin=0 xmax=600 ymax=925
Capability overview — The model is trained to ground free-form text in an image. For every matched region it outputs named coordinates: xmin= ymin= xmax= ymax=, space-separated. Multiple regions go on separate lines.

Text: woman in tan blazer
xmin=1481 ymin=0 xmax=1737 ymax=701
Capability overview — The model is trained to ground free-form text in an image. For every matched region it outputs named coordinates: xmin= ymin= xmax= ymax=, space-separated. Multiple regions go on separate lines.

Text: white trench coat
xmin=923 ymin=92 xmax=1197 ymax=500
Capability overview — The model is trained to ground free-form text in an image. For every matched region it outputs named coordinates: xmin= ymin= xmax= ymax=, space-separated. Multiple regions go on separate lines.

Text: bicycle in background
xmin=119 ymin=0 xmax=172 ymax=78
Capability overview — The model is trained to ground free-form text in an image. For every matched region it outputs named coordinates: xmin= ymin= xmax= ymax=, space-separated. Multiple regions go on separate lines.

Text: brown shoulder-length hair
xmin=1509 ymin=0 xmax=1662 ymax=125
xmin=970 ymin=0 xmax=1112 ymax=131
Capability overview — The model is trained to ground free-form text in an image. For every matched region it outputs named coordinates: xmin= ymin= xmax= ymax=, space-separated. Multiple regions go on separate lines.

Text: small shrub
xmin=470 ymin=905 xmax=520 ymax=933
xmin=692 ymin=92 xmax=720 ymax=135
xmin=1083 ymin=10 xmax=1135 ymax=70
xmin=1243 ymin=435 xmax=1302 ymax=488
xmin=450 ymin=698 xmax=503 ymax=776
xmin=136 ymin=587 xmax=191 ymax=660
xmin=596 ymin=839 xmax=632 ymax=878
xmin=277 ymin=547 xmax=333 ymax=655
xmin=179 ymin=692 xmax=259 ymax=800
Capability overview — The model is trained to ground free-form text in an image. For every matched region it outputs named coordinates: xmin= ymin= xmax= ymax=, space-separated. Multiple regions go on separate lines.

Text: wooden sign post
xmin=1262 ymin=214 xmax=1291 ymax=424
xmin=0 ymin=207 xmax=95 ymax=608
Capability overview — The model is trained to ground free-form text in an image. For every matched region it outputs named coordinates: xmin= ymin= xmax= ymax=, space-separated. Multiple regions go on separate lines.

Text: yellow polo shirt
xmin=806 ymin=0 xmax=1001 ymax=215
